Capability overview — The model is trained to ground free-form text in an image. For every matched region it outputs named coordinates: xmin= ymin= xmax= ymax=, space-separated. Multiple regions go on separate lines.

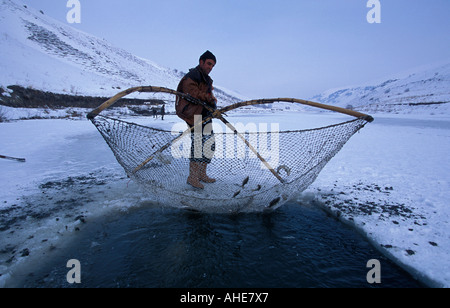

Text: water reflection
xmin=19 ymin=201 xmax=423 ymax=288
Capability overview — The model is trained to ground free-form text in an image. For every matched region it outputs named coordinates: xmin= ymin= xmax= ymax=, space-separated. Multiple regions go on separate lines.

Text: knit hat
xmin=199 ymin=50 xmax=217 ymax=63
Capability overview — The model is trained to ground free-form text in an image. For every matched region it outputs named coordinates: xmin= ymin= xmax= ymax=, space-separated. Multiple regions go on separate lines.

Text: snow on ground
xmin=303 ymin=113 xmax=450 ymax=287
xmin=0 ymin=112 xmax=449 ymax=287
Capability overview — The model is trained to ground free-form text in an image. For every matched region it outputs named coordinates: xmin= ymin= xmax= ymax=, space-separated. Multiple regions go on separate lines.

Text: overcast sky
xmin=28 ymin=0 xmax=450 ymax=99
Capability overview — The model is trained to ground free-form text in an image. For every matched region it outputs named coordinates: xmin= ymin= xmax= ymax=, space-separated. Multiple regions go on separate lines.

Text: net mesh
xmin=91 ymin=114 xmax=368 ymax=213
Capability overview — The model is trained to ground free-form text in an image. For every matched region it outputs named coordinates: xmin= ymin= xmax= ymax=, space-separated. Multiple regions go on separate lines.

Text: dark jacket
xmin=176 ymin=66 xmax=217 ymax=126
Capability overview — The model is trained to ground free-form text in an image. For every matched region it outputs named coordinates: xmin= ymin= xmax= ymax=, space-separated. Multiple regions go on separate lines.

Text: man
xmin=160 ymin=104 xmax=165 ymax=120
xmin=176 ymin=50 xmax=217 ymax=189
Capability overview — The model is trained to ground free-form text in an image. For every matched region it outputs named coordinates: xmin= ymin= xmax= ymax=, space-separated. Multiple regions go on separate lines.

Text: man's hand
xmin=185 ymin=94 xmax=201 ymax=105
xmin=212 ymin=110 xmax=222 ymax=119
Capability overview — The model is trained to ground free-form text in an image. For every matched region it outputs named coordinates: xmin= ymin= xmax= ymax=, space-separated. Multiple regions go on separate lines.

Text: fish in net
xmin=88 ymin=86 xmax=373 ymax=213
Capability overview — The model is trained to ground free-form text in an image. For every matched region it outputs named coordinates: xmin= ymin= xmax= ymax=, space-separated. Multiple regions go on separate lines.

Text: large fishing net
xmin=88 ymin=87 xmax=373 ymax=213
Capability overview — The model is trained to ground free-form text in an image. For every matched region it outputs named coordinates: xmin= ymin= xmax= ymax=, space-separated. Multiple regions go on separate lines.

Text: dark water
xmin=18 ymin=201 xmax=423 ymax=288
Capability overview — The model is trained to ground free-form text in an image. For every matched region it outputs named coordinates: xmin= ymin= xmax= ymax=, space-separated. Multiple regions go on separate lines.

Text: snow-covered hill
xmin=0 ymin=0 xmax=243 ymax=113
xmin=311 ymin=63 xmax=450 ymax=115
xmin=2 ymin=0 xmax=449 ymax=119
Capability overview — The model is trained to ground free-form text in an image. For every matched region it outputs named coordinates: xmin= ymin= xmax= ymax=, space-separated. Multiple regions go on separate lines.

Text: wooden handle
xmin=87 ymin=86 xmax=374 ymax=122
xmin=0 ymin=154 xmax=26 ymax=162
xmin=218 ymin=98 xmax=374 ymax=122
xmin=87 ymin=86 xmax=180 ymax=119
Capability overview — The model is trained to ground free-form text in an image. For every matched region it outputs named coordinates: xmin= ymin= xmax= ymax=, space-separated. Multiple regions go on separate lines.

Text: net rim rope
xmin=87 ymin=86 xmax=374 ymax=213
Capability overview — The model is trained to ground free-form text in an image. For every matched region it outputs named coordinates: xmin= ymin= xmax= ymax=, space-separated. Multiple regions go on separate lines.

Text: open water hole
xmin=16 ymin=201 xmax=423 ymax=288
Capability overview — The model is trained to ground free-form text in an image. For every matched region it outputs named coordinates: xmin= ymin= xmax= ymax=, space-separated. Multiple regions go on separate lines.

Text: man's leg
xmin=198 ymin=162 xmax=216 ymax=183
xmin=187 ymin=161 xmax=204 ymax=189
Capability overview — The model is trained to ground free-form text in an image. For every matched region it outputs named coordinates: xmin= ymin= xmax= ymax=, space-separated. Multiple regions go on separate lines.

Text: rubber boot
xmin=187 ymin=162 xmax=204 ymax=189
xmin=199 ymin=162 xmax=216 ymax=183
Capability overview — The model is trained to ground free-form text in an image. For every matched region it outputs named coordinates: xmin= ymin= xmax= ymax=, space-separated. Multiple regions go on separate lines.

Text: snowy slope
xmin=311 ymin=63 xmax=450 ymax=115
xmin=0 ymin=0 xmax=243 ymax=107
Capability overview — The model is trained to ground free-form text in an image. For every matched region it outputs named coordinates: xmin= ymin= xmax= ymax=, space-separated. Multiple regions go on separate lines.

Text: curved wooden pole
xmin=87 ymin=86 xmax=374 ymax=122
xmin=217 ymin=98 xmax=374 ymax=122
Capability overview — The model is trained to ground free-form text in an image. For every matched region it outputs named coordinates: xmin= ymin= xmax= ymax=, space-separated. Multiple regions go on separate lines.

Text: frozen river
xmin=1 ymin=112 xmax=449 ymax=287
